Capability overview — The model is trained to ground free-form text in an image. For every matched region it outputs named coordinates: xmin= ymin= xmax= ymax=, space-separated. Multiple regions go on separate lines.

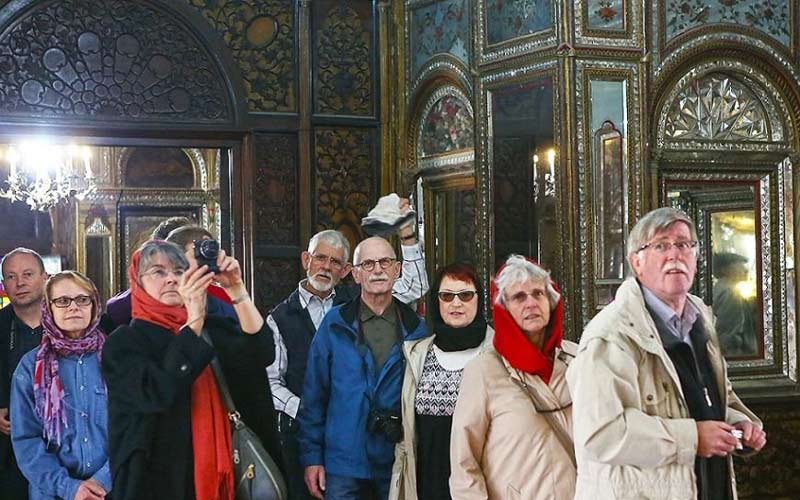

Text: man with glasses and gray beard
xmin=267 ymin=208 xmax=428 ymax=500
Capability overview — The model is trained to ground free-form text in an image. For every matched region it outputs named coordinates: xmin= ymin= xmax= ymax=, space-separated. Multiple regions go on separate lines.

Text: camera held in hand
xmin=367 ymin=409 xmax=402 ymax=443
xmin=194 ymin=239 xmax=220 ymax=273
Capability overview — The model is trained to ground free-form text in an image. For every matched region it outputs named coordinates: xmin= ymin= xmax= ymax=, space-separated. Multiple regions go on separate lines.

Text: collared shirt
xmin=359 ymin=299 xmax=398 ymax=372
xmin=267 ymin=243 xmax=429 ymax=418
xmin=641 ymin=285 xmax=699 ymax=351
xmin=10 ymin=350 xmax=111 ymax=500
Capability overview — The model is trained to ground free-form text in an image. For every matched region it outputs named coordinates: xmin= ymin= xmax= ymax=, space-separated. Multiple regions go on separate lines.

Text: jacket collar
xmin=403 ymin=326 xmax=495 ymax=383
xmin=612 ymin=277 xmax=731 ymax=405
xmin=337 ymin=294 xmax=425 ymax=341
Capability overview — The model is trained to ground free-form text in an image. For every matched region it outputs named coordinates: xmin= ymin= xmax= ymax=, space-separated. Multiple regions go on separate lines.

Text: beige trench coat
xmin=448 ymin=342 xmax=578 ymax=500
xmin=566 ymin=277 xmax=762 ymax=500
xmin=389 ymin=328 xmax=494 ymax=500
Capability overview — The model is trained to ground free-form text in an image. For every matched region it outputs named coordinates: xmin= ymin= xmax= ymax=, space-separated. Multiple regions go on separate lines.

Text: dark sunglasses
xmin=438 ymin=290 xmax=477 ymax=303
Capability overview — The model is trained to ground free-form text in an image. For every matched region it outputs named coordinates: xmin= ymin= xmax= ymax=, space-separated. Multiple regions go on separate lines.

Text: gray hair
xmin=494 ymin=254 xmax=560 ymax=310
xmin=2 ymin=247 xmax=45 ymax=278
xmin=627 ymin=207 xmax=698 ymax=257
xmin=137 ymin=240 xmax=189 ymax=275
xmin=308 ymin=230 xmax=351 ymax=263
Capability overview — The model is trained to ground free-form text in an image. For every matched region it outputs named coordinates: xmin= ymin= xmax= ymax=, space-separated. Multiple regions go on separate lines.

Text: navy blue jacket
xmin=297 ymin=296 xmax=427 ymax=479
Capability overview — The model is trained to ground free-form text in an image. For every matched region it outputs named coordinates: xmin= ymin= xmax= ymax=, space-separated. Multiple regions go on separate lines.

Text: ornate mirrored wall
xmin=487 ymin=74 xmax=557 ymax=270
xmin=408 ymin=83 xmax=476 ymax=276
xmin=653 ymin=56 xmax=799 ymax=397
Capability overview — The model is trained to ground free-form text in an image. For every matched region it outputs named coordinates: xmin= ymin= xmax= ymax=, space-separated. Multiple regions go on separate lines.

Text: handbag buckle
xmin=228 ymin=411 xmax=241 ymax=424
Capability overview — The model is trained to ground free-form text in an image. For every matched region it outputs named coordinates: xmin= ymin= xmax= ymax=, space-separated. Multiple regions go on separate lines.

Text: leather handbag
xmin=203 ymin=330 xmax=288 ymax=500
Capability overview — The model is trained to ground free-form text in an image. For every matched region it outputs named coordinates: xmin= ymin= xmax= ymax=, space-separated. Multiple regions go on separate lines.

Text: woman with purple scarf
xmin=10 ymin=271 xmax=110 ymax=500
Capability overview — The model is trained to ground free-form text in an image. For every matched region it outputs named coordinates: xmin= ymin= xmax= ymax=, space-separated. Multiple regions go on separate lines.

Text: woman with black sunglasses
xmin=389 ymin=262 xmax=492 ymax=500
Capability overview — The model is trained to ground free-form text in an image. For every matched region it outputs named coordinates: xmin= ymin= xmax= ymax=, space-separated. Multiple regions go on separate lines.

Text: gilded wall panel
xmin=189 ymin=0 xmax=295 ymax=112
xmin=575 ymin=0 xmax=641 ymax=46
xmin=253 ymin=258 xmax=300 ymax=313
xmin=493 ymin=136 xmax=532 ymax=260
xmin=575 ymin=62 xmax=642 ymax=324
xmin=314 ymin=127 xmax=376 ymax=250
xmin=420 ymin=94 xmax=473 ymax=156
xmin=253 ymin=133 xmax=298 ymax=246
xmin=663 ymin=0 xmax=789 ymax=46
xmin=408 ymin=0 xmax=470 ymax=78
xmin=313 ymin=1 xmax=373 ymax=116
xmin=484 ymin=0 xmax=554 ymax=46
xmin=586 ymin=0 xmax=624 ymax=30
xmin=0 ymin=0 xmax=233 ymax=122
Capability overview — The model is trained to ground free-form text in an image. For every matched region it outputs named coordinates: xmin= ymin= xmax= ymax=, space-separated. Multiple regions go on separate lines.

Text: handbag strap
xmin=200 ymin=329 xmax=239 ymax=418
xmin=493 ymin=351 xmax=577 ymax=469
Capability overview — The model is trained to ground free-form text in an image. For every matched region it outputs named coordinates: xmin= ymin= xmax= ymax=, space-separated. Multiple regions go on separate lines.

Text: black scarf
xmin=428 ymin=268 xmax=487 ymax=352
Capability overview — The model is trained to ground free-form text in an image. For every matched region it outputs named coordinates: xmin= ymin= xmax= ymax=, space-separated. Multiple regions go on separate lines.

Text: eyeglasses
xmin=438 ymin=290 xmax=477 ymax=302
xmin=636 ymin=240 xmax=699 ymax=254
xmin=354 ymin=257 xmax=396 ymax=272
xmin=310 ymin=253 xmax=345 ymax=270
xmin=50 ymin=295 xmax=92 ymax=308
xmin=140 ymin=267 xmax=186 ymax=280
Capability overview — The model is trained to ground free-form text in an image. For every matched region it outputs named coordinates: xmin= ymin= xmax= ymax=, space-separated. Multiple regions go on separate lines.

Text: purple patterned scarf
xmin=33 ymin=280 xmax=105 ymax=445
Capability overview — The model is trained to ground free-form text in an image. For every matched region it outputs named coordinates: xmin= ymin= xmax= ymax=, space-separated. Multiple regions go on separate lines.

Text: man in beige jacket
xmin=567 ymin=207 xmax=765 ymax=500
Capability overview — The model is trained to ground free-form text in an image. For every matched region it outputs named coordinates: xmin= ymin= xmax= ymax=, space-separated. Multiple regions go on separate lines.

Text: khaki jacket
xmin=566 ymin=277 xmax=761 ymax=500
xmin=389 ymin=328 xmax=494 ymax=500
xmin=448 ymin=341 xmax=578 ymax=500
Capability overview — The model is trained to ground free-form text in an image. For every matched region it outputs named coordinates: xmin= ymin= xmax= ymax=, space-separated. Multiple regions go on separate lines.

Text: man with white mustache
xmin=567 ymin=207 xmax=765 ymax=500
xmin=267 ymin=214 xmax=428 ymax=500
xmin=297 ymin=237 xmax=428 ymax=500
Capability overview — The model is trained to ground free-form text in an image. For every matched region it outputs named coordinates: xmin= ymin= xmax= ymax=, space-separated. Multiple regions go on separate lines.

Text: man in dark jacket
xmin=298 ymin=237 xmax=427 ymax=500
xmin=0 ymin=248 xmax=47 ymax=500
xmin=268 ymin=220 xmax=427 ymax=499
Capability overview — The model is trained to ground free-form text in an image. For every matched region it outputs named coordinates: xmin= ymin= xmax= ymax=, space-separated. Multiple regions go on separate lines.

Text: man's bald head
xmin=353 ymin=237 xmax=396 ymax=266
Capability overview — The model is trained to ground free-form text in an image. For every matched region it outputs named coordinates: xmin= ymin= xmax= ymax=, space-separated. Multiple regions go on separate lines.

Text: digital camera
xmin=194 ymin=239 xmax=220 ymax=273
xmin=367 ymin=409 xmax=402 ymax=443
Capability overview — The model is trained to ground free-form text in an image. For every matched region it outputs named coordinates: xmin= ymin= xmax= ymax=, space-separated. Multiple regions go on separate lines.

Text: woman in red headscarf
xmin=449 ymin=255 xmax=577 ymax=500
xmin=102 ymin=240 xmax=280 ymax=500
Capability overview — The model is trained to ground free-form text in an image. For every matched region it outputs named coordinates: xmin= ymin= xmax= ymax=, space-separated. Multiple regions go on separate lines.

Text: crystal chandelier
xmin=0 ymin=143 xmax=96 ymax=211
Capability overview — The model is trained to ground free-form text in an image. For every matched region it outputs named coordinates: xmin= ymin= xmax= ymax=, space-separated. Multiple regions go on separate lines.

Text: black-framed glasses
xmin=310 ymin=253 xmax=345 ymax=270
xmin=438 ymin=290 xmax=477 ymax=303
xmin=636 ymin=240 xmax=699 ymax=254
xmin=354 ymin=257 xmax=396 ymax=272
xmin=50 ymin=295 xmax=92 ymax=308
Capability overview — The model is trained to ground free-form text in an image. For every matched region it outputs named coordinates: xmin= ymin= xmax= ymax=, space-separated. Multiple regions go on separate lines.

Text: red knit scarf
xmin=129 ymin=246 xmax=233 ymax=500
xmin=491 ymin=263 xmax=565 ymax=384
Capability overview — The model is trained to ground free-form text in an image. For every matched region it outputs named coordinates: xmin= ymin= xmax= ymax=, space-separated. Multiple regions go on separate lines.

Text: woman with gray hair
xmin=449 ymin=255 xmax=577 ymax=499
xmin=102 ymin=240 xmax=280 ymax=500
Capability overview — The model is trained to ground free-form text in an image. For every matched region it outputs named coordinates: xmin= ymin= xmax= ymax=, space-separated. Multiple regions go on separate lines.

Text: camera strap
xmin=494 ymin=350 xmax=577 ymax=469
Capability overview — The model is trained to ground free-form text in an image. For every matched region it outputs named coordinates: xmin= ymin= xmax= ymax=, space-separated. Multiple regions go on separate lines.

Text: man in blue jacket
xmin=298 ymin=237 xmax=428 ymax=500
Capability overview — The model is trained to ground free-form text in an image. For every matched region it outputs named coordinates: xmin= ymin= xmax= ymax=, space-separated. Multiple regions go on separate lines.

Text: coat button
xmin=180 ymin=364 xmax=189 ymax=372
xmin=646 ymin=394 xmax=654 ymax=401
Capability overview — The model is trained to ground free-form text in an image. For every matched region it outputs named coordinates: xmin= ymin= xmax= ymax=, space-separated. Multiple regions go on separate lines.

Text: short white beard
xmin=307 ymin=273 xmax=334 ymax=293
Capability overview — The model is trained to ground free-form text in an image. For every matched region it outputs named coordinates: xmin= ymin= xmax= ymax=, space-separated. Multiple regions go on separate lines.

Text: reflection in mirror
xmin=667 ymin=183 xmax=761 ymax=360
xmin=0 ymin=142 xmax=227 ymax=300
xmin=710 ymin=211 xmax=759 ymax=358
xmin=593 ymin=121 xmax=625 ymax=281
xmin=86 ymin=235 xmax=112 ymax=302
xmin=490 ymin=76 xmax=555 ymax=269
xmin=433 ymin=187 xmax=476 ymax=267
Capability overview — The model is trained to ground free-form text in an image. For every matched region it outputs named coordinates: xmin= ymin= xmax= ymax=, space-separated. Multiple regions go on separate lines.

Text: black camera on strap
xmin=367 ymin=409 xmax=402 ymax=443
